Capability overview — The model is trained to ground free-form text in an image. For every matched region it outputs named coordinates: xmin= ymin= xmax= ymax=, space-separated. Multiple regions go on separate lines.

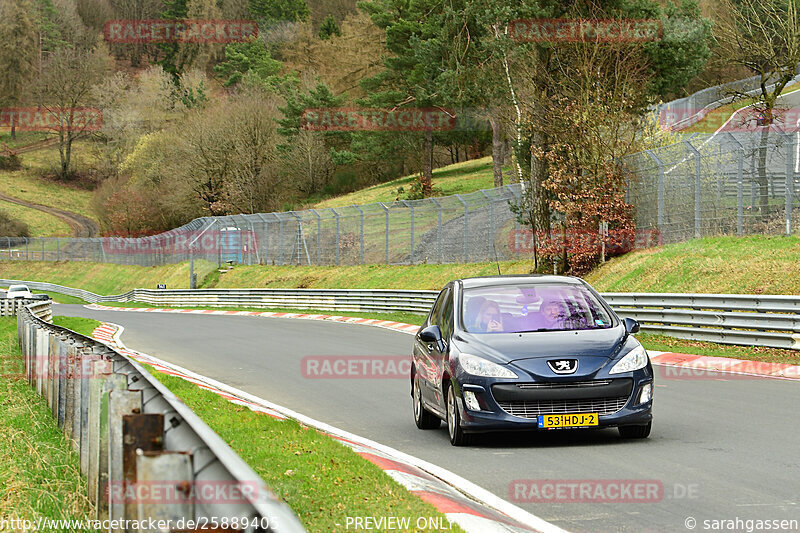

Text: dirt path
xmin=0 ymin=191 xmax=99 ymax=237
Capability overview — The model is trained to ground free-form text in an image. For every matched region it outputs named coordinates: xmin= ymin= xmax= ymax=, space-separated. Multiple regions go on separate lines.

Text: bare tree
xmin=715 ymin=0 xmax=800 ymax=217
xmin=36 ymin=47 xmax=110 ymax=179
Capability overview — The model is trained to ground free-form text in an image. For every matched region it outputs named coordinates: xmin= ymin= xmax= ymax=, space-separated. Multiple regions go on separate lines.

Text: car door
xmin=430 ymin=287 xmax=455 ymax=413
xmin=414 ymin=285 xmax=450 ymax=409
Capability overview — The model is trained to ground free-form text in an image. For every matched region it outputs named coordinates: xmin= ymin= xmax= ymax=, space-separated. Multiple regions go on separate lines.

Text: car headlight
xmin=458 ymin=353 xmax=518 ymax=378
xmin=609 ymin=344 xmax=649 ymax=374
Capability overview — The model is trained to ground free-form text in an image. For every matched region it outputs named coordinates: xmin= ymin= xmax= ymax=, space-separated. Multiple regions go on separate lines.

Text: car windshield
xmin=461 ymin=282 xmax=615 ymax=334
xmin=8 ymin=285 xmax=28 ymax=292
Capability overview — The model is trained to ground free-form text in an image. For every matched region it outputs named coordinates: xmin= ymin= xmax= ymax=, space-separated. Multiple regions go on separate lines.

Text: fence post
xmin=378 ymin=203 xmax=389 ymax=264
xmin=646 ymin=150 xmax=664 ymax=227
xmin=353 ymin=205 xmax=365 ymax=264
xmin=727 ymin=133 xmax=745 ymax=236
xmin=278 ymin=215 xmax=284 ymax=265
xmin=312 ymin=209 xmax=322 ymax=265
xmin=684 ymin=140 xmax=702 ymax=238
xmin=401 ymin=201 xmax=414 ymax=263
xmin=481 ymin=190 xmax=495 ymax=260
xmin=330 ymin=208 xmax=340 ymax=266
xmin=431 ymin=198 xmax=442 ymax=264
xmin=456 ymin=194 xmax=468 ymax=262
xmin=786 ymin=132 xmax=794 ymax=236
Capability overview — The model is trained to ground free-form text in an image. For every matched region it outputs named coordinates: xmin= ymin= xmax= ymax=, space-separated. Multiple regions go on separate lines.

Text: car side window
xmin=440 ymin=291 xmax=454 ymax=340
xmin=428 ymin=288 xmax=448 ymax=327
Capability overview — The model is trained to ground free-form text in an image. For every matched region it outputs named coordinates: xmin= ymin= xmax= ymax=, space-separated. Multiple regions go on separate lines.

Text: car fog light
xmin=638 ymin=383 xmax=653 ymax=404
xmin=463 ymin=391 xmax=480 ymax=411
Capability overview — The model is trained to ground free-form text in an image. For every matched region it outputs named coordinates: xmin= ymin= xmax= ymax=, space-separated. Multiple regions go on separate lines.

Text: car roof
xmin=458 ymin=275 xmax=585 ymax=289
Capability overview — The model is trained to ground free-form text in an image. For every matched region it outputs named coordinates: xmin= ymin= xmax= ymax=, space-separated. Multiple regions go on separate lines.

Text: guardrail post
xmin=57 ymin=333 xmax=69 ymax=427
xmin=122 ymin=413 xmax=164 ymax=527
xmin=88 ymin=359 xmax=113 ymax=508
xmin=80 ymin=348 xmax=101 ymax=475
xmin=135 ymin=451 xmax=194 ymax=526
xmin=97 ymin=370 xmax=128 ymax=521
xmin=108 ymin=390 xmax=143 ymax=529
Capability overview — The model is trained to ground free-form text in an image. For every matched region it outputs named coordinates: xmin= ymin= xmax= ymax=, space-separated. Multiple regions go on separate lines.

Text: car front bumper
xmin=454 ymin=368 xmax=653 ymax=433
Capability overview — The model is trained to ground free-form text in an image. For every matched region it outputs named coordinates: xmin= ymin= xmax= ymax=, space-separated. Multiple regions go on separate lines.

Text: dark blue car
xmin=412 ymin=275 xmax=653 ymax=446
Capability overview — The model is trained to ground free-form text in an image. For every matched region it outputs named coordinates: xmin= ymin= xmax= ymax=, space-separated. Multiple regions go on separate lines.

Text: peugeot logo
xmin=548 ymin=359 xmax=578 ymax=374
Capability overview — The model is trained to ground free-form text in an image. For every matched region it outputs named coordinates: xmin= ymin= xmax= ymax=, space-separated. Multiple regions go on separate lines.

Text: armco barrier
xmin=3 ymin=279 xmax=799 ymax=350
xmin=11 ymin=299 xmax=306 ymax=532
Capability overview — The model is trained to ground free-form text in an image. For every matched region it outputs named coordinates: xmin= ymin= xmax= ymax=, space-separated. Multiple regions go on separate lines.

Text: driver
xmin=539 ymin=298 xmax=567 ymax=330
xmin=476 ymin=300 xmax=504 ymax=333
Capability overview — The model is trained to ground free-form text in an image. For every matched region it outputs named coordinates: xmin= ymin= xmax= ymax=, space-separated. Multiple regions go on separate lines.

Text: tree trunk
xmin=10 ymin=116 xmax=16 ymax=140
xmin=489 ymin=112 xmax=503 ymax=187
xmin=421 ymin=129 xmax=433 ymax=196
xmin=757 ymin=125 xmax=769 ymax=220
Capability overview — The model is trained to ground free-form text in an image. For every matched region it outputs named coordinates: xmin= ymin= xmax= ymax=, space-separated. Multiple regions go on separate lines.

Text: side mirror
xmin=623 ymin=317 xmax=640 ymax=334
xmin=419 ymin=325 xmax=445 ymax=352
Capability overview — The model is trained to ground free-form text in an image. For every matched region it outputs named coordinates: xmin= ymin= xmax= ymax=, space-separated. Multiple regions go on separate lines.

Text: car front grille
xmin=515 ymin=380 xmax=612 ymax=389
xmin=497 ymin=396 xmax=629 ymax=418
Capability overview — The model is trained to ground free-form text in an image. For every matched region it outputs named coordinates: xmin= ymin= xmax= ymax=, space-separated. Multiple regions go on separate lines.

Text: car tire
xmin=413 ymin=376 xmax=440 ymax=429
xmin=446 ymin=382 xmax=471 ymax=446
xmin=618 ymin=422 xmax=652 ymax=439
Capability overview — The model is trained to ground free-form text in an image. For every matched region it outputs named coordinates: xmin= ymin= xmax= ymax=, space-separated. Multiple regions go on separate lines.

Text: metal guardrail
xmin=3 ymin=279 xmax=799 ymax=350
xmin=1 ymin=298 xmax=52 ymax=321
xmin=12 ymin=299 xmax=306 ymax=532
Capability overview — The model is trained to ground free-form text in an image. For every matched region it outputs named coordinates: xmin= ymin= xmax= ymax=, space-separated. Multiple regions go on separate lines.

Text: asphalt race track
xmin=57 ymin=304 xmax=800 ymax=533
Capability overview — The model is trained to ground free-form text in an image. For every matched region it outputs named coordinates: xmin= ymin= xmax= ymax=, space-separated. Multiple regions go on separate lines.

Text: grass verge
xmin=0 ymin=260 xmax=218 ymax=294
xmin=0 ymin=318 xmax=98 ymax=532
xmin=51 ymin=316 xmax=102 ymax=337
xmin=586 ymin=235 xmax=800 ymax=295
xmin=143 ymin=363 xmax=465 ymax=532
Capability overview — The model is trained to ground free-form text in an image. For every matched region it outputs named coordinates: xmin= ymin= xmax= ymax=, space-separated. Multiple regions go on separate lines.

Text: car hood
xmin=455 ymin=326 xmax=627 ymax=362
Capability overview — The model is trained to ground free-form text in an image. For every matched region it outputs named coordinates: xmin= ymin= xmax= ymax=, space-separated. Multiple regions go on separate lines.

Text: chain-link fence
xmin=0 ymin=185 xmax=529 ymax=266
xmin=656 ymin=69 xmax=800 ymax=131
xmin=626 ymin=126 xmax=799 ymax=243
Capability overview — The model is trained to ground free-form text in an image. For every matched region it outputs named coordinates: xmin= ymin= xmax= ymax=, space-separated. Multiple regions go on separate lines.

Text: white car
xmin=7 ymin=285 xmax=33 ymax=299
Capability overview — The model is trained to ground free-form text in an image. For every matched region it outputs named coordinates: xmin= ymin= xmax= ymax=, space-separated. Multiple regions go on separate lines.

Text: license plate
xmin=538 ymin=413 xmax=599 ymax=428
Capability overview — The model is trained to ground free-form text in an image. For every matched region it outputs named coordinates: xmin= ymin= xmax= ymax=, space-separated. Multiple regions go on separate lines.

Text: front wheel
xmin=619 ymin=422 xmax=652 ymax=439
xmin=446 ymin=382 xmax=471 ymax=446
xmin=413 ymin=376 xmax=440 ymax=429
